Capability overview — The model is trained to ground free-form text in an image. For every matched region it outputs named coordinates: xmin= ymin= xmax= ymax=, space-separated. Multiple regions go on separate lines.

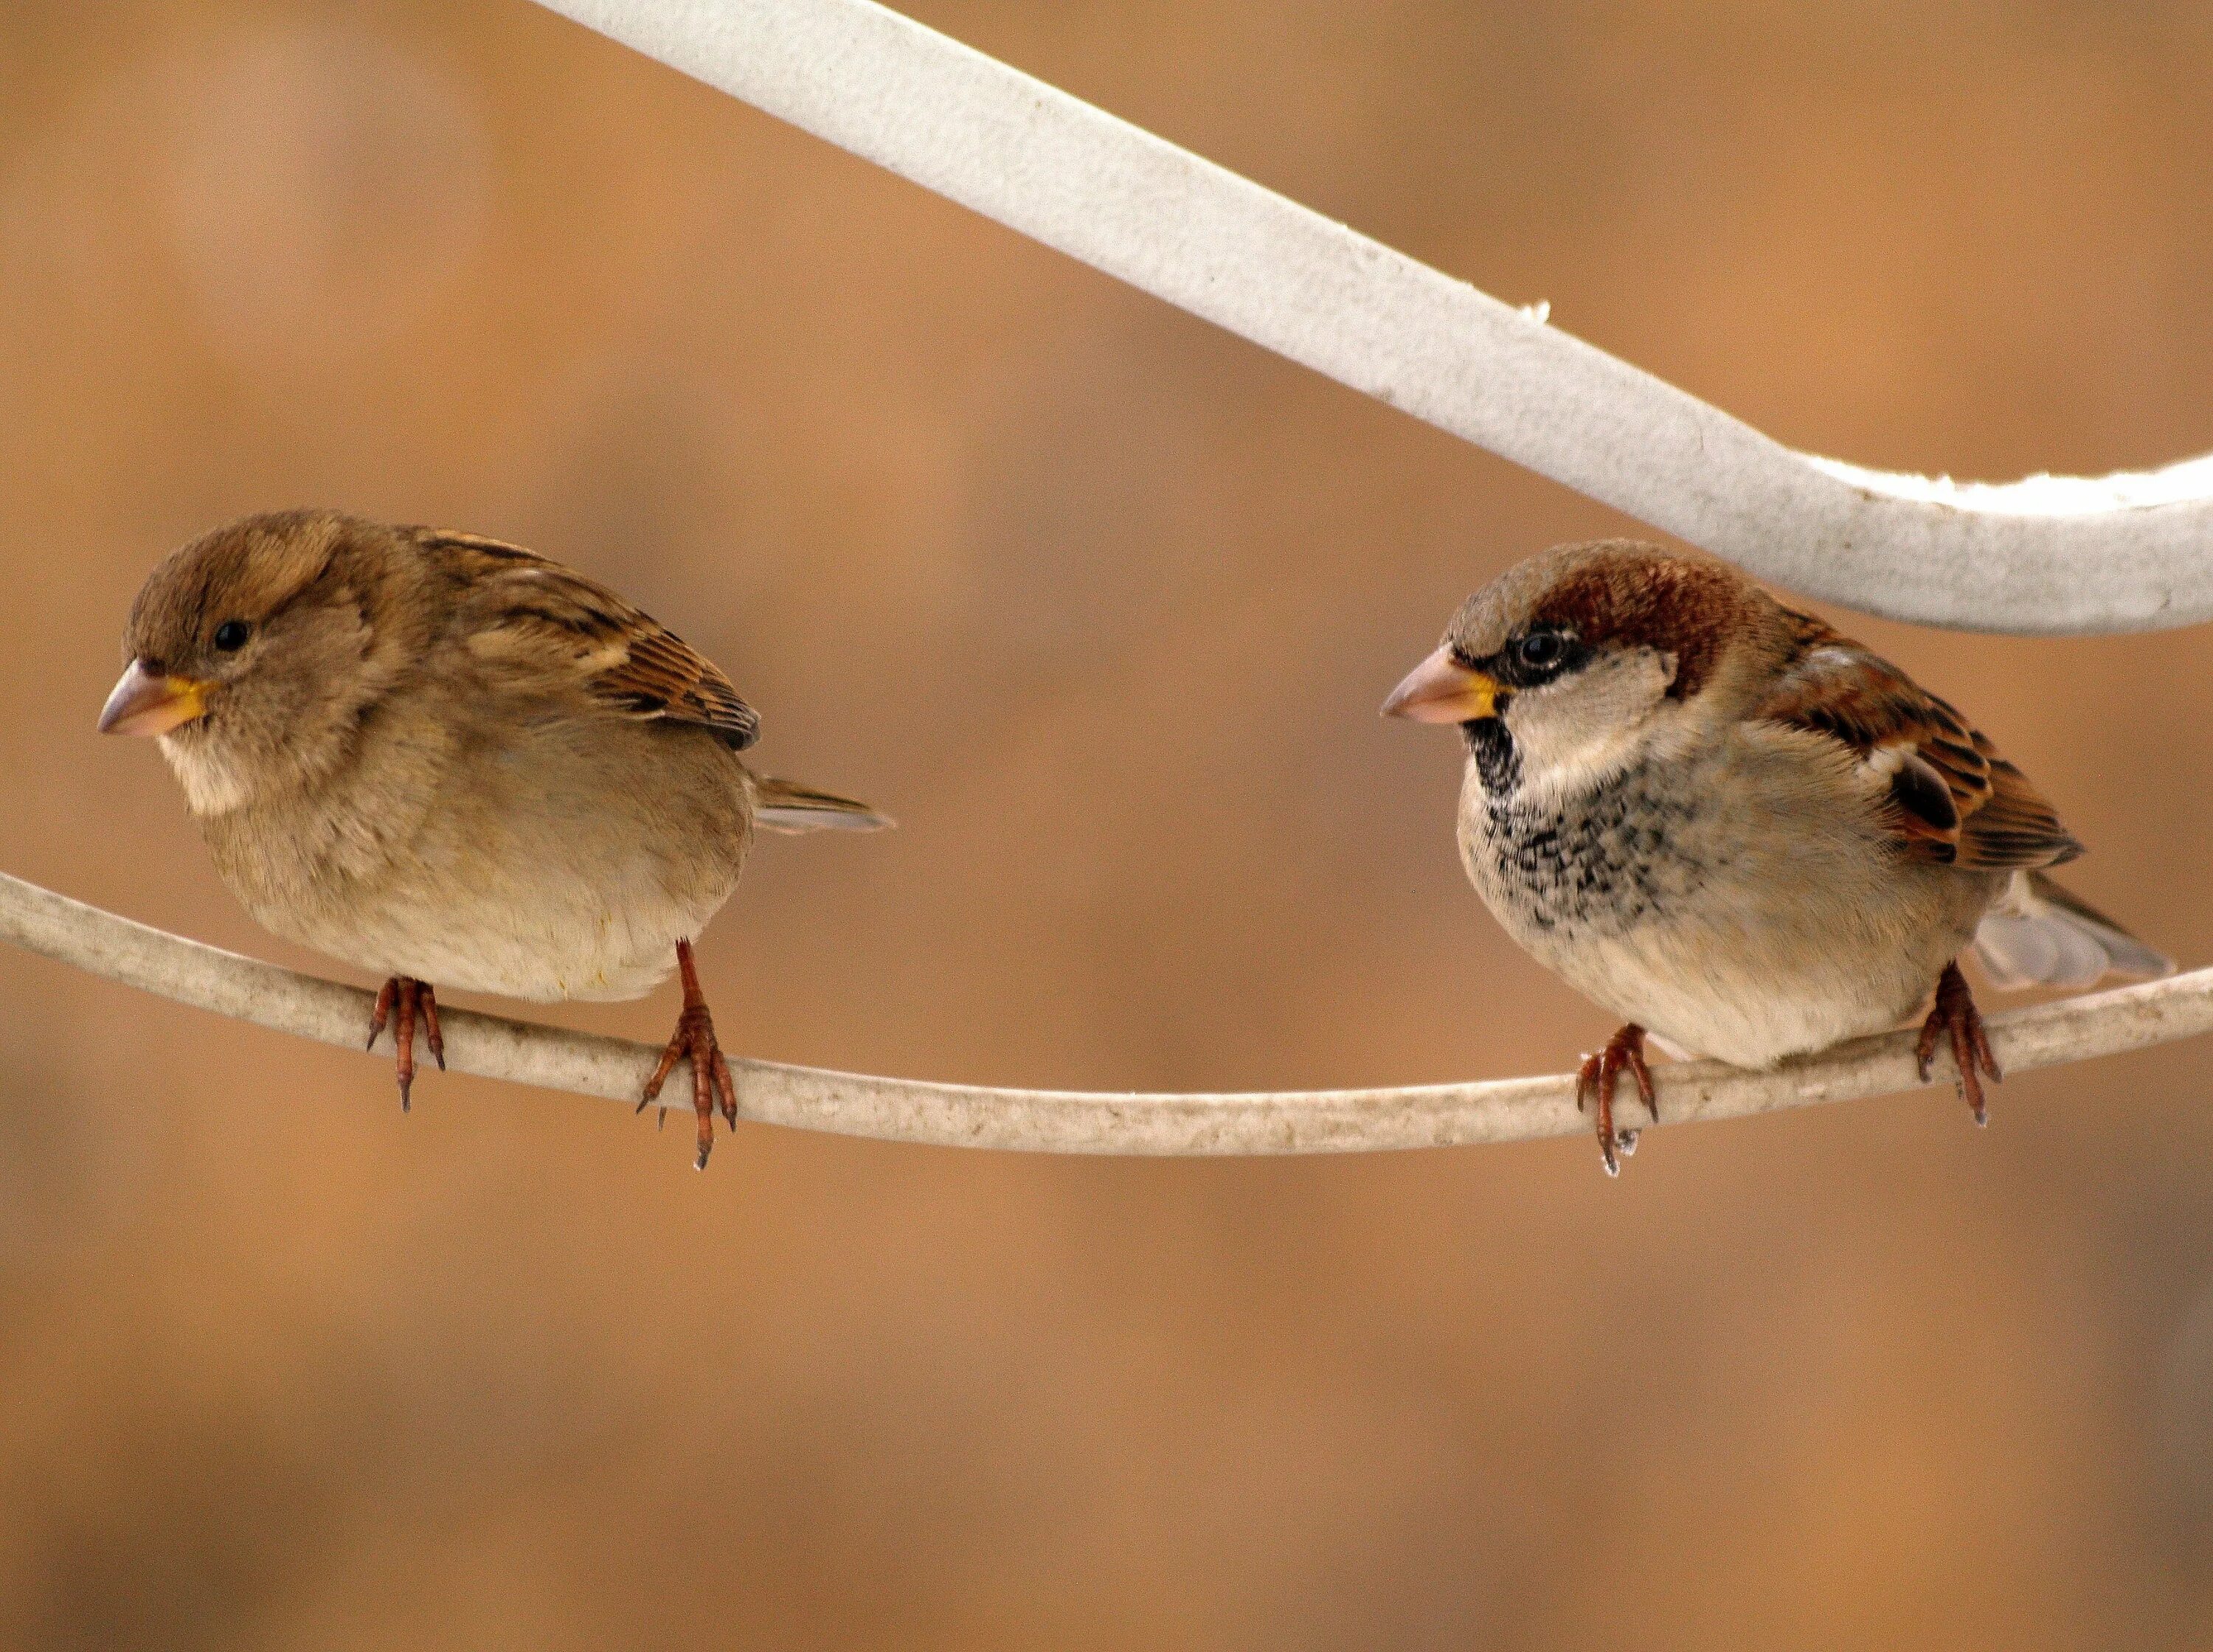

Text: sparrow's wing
xmin=1758 ymin=609 xmax=2080 ymax=870
xmin=416 ymin=528 xmax=761 ymax=751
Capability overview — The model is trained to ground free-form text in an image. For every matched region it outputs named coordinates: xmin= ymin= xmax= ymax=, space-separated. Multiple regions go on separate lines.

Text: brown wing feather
xmin=412 ymin=527 xmax=760 ymax=750
xmin=1759 ymin=609 xmax=2079 ymax=870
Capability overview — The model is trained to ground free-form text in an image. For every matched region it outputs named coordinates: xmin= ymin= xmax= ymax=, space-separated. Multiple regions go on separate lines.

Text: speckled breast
xmin=1455 ymin=731 xmax=1714 ymax=951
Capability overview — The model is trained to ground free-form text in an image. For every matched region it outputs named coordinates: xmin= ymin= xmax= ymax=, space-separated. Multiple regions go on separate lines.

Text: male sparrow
xmin=1383 ymin=541 xmax=2169 ymax=1173
xmin=100 ymin=509 xmax=888 ymax=1167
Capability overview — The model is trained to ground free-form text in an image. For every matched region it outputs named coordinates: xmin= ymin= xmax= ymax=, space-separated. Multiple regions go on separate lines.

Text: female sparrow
xmin=1383 ymin=541 xmax=2169 ymax=1173
xmin=100 ymin=509 xmax=888 ymax=1167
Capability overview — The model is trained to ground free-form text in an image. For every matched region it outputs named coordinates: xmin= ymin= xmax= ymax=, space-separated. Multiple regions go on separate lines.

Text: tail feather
xmin=1973 ymin=870 xmax=2172 ymax=988
xmin=751 ymin=775 xmax=893 ymax=834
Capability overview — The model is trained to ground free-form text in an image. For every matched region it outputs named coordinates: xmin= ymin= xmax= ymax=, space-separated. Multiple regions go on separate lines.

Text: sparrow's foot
xmin=367 ymin=977 xmax=445 ymax=1112
xmin=638 ymin=938 xmax=738 ymax=1170
xmin=1576 ymin=1024 xmax=1658 ymax=1177
xmin=1916 ymin=959 xmax=2001 ymax=1125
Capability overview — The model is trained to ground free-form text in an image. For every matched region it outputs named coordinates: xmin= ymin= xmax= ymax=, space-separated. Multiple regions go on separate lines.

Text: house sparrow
xmin=1383 ymin=540 xmax=2169 ymax=1173
xmin=99 ymin=508 xmax=888 ymax=1167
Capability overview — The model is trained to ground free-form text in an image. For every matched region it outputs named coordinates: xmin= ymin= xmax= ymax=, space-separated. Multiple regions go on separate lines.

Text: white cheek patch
xmin=1501 ymin=648 xmax=1678 ymax=799
xmin=157 ymin=734 xmax=253 ymax=816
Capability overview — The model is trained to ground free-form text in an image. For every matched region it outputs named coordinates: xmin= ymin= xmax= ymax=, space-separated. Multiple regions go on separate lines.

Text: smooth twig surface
xmin=525 ymin=0 xmax=2213 ymax=636
xmin=5 ymin=869 xmax=2205 ymax=1155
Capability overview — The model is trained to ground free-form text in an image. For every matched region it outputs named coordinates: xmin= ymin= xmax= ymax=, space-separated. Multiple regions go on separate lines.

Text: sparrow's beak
xmin=1381 ymin=647 xmax=1497 ymax=723
xmin=97 ymin=660 xmax=212 ymax=737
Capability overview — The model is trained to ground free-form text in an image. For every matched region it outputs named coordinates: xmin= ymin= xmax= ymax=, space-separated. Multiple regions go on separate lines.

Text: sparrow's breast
xmin=202 ymin=707 xmax=755 ymax=1002
xmin=1461 ymin=757 xmax=1709 ymax=943
xmin=1456 ymin=732 xmax=1997 ymax=1066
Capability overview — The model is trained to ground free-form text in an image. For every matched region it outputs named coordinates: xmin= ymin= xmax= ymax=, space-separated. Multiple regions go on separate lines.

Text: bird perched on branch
xmin=1384 ymin=541 xmax=2169 ymax=1173
xmin=99 ymin=509 xmax=887 ymax=1167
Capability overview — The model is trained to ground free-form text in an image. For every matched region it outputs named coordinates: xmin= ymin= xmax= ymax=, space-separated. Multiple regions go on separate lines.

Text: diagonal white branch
xmin=4 ymin=869 xmax=2206 ymax=1154
xmin=525 ymin=0 xmax=2213 ymax=637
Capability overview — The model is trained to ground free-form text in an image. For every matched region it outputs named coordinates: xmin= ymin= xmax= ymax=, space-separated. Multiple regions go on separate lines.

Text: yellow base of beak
xmin=1382 ymin=647 xmax=1497 ymax=723
xmin=98 ymin=662 xmax=211 ymax=737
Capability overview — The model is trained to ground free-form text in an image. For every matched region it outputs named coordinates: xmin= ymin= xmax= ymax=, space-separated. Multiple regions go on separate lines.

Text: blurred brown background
xmin=3 ymin=1 xmax=2212 ymax=1645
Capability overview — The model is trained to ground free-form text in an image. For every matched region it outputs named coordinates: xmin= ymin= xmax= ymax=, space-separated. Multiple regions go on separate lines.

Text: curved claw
xmin=638 ymin=939 xmax=740 ymax=1170
xmin=1917 ymin=961 xmax=2001 ymax=1125
xmin=1576 ymin=1024 xmax=1657 ymax=1176
xmin=366 ymin=977 xmax=441 ymax=1112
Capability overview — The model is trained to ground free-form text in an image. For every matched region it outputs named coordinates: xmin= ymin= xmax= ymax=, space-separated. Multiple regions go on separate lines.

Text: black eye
xmin=1516 ymin=631 xmax=1565 ymax=670
xmin=212 ymin=620 xmax=251 ymax=653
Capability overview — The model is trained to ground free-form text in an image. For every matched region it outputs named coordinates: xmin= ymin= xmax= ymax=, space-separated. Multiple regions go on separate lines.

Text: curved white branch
xmin=525 ymin=0 xmax=2213 ymax=636
xmin=4 ymin=870 xmax=2206 ymax=1155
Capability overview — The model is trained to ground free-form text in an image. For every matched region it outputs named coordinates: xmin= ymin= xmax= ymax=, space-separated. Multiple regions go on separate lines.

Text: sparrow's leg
xmin=639 ymin=938 xmax=739 ymax=1170
xmin=1916 ymin=960 xmax=2002 ymax=1125
xmin=366 ymin=977 xmax=446 ymax=1112
xmin=1576 ymin=1024 xmax=1658 ymax=1177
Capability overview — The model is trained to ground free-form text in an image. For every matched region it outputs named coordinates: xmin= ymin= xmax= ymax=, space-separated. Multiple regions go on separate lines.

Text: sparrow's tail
xmin=1973 ymin=870 xmax=2172 ymax=988
xmin=752 ymin=775 xmax=894 ymax=834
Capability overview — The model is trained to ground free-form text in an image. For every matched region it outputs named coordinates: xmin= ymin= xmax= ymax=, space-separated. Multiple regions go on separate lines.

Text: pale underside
xmin=166 ymin=714 xmax=752 ymax=1002
xmin=1458 ymin=721 xmax=1999 ymax=1069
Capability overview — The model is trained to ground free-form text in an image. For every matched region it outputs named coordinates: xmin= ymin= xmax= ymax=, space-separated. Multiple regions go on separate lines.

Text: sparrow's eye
xmin=212 ymin=620 xmax=251 ymax=653
xmin=1516 ymin=630 xmax=1566 ymax=670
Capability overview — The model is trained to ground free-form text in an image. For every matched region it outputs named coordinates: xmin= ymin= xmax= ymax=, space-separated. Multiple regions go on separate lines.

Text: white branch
xmin=4 ymin=870 xmax=2206 ymax=1154
xmin=524 ymin=0 xmax=2213 ymax=636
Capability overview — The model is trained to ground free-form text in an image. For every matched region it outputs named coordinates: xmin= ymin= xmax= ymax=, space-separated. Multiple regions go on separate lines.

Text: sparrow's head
xmin=101 ymin=510 xmax=427 ymax=813
xmin=1382 ymin=541 xmax=1779 ymax=799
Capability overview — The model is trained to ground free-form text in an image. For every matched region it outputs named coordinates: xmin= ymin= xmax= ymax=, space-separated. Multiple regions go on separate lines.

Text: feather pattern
xmin=412 ymin=527 xmax=761 ymax=750
xmin=1757 ymin=611 xmax=2082 ymax=870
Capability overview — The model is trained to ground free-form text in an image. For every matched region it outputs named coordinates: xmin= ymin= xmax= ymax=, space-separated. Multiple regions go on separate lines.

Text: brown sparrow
xmin=1383 ymin=540 xmax=2169 ymax=1173
xmin=100 ymin=509 xmax=888 ymax=1167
